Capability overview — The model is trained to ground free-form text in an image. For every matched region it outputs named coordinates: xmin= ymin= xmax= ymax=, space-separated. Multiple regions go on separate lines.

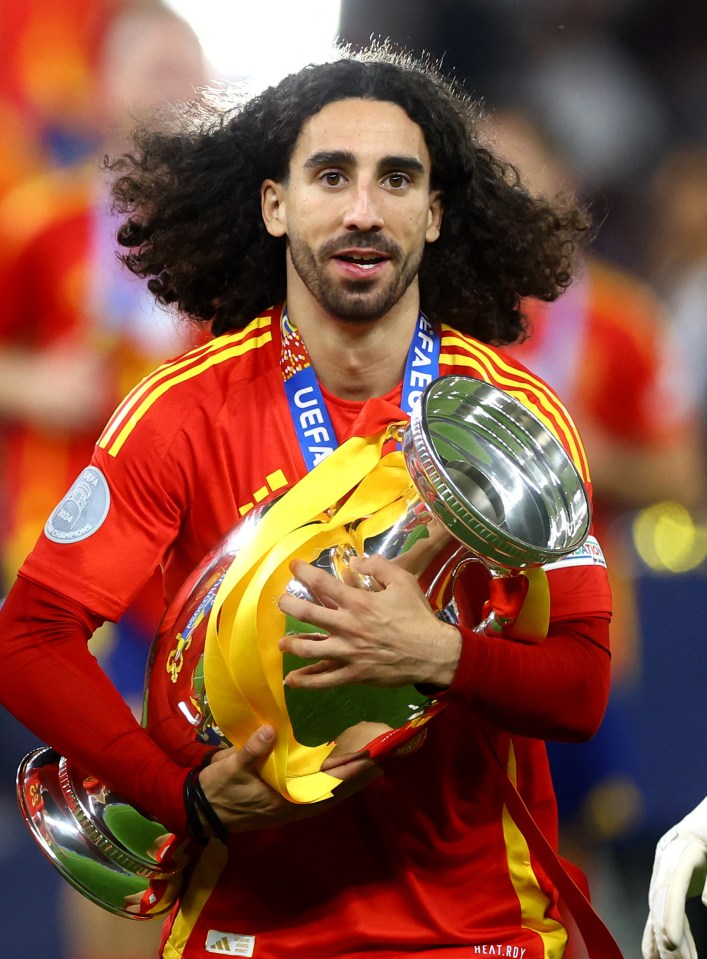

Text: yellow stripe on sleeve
xmin=99 ymin=315 xmax=274 ymax=451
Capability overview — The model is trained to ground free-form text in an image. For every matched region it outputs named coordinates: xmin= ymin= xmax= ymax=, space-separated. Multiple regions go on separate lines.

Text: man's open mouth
xmin=335 ymin=253 xmax=388 ymax=269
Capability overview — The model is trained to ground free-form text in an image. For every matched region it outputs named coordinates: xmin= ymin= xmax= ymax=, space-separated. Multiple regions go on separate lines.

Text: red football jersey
xmin=19 ymin=306 xmax=611 ymax=959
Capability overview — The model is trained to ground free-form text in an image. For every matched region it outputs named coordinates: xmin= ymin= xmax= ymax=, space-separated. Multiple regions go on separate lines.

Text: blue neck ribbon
xmin=281 ymin=309 xmax=440 ymax=472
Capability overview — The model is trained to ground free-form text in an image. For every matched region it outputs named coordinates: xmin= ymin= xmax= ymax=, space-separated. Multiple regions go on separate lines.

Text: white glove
xmin=643 ymin=796 xmax=707 ymax=959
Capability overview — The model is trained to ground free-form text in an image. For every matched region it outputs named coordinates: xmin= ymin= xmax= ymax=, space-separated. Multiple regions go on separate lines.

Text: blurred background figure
xmin=645 ymin=144 xmax=707 ymax=445
xmin=0 ymin=2 xmax=209 ymax=958
xmin=0 ymin=0 xmax=208 ymax=587
xmin=337 ymin=0 xmax=707 ymax=270
xmin=0 ymin=0 xmax=112 ymax=194
xmin=642 ymin=794 xmax=707 ymax=959
xmin=478 ymin=104 xmax=706 ymax=941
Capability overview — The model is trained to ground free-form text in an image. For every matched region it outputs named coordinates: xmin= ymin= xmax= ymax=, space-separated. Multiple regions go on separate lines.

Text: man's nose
xmin=342 ymin=184 xmax=384 ymax=232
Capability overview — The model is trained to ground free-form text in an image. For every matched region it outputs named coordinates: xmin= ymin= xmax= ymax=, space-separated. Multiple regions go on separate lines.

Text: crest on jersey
xmin=44 ymin=467 xmax=110 ymax=544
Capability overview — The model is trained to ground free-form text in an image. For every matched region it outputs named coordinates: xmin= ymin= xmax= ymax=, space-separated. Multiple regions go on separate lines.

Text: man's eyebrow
xmin=303 ymin=150 xmax=356 ymax=170
xmin=379 ymin=154 xmax=426 ymax=175
xmin=303 ymin=150 xmax=426 ymax=175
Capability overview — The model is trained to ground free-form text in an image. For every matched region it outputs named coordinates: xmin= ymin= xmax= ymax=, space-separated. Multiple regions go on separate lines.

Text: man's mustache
xmin=319 ymin=233 xmax=402 ymax=259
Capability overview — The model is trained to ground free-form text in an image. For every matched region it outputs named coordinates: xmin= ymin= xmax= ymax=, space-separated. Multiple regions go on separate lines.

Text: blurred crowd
xmin=0 ymin=1 xmax=706 ymax=957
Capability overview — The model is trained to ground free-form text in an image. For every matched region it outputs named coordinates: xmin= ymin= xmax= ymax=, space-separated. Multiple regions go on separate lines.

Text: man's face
xmin=261 ymin=98 xmax=443 ymax=323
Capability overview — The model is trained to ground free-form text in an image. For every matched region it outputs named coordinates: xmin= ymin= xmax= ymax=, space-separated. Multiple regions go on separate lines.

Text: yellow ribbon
xmin=508 ymin=567 xmax=550 ymax=642
xmin=204 ymin=425 xmax=416 ymax=803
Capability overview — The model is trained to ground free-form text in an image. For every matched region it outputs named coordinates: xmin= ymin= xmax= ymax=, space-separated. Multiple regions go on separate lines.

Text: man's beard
xmin=287 ymin=231 xmax=424 ymax=323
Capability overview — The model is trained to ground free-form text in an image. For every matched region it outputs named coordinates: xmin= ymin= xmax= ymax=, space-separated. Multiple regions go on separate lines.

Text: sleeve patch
xmin=543 ymin=535 xmax=607 ymax=571
xmin=44 ymin=466 xmax=110 ymax=544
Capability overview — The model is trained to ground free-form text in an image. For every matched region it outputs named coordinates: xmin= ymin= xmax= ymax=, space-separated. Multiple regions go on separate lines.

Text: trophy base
xmin=17 ymin=747 xmax=183 ymax=920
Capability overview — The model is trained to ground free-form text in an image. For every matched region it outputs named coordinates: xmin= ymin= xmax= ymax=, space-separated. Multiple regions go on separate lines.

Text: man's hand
xmin=277 ymin=554 xmax=462 ymax=690
xmin=197 ymin=725 xmax=380 ymax=834
xmin=643 ymin=796 xmax=707 ymax=959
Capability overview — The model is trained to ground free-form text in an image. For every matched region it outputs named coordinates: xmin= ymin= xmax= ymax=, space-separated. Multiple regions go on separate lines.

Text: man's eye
xmin=321 ymin=171 xmax=344 ymax=186
xmin=385 ymin=172 xmax=410 ymax=189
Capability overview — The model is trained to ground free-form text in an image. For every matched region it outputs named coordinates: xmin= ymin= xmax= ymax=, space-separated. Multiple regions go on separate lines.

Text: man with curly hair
xmin=0 ymin=47 xmax=613 ymax=958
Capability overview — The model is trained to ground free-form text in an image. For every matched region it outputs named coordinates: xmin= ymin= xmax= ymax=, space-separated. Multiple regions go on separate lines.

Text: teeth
xmin=341 ymin=255 xmax=382 ymax=265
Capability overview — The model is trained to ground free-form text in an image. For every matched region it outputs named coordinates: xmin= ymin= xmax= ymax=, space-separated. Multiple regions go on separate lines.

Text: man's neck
xmin=286 ymin=291 xmax=421 ymax=403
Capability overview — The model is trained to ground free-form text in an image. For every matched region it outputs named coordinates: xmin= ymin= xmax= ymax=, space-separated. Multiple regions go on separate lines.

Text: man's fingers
xmin=278 ymin=589 xmax=338 ymax=629
xmin=207 ymin=746 xmax=233 ymax=766
xmin=237 ymin=725 xmax=276 ymax=768
xmin=328 ymin=721 xmax=392 ymax=756
xmin=290 ymin=559 xmax=351 ymax=604
xmin=279 ymin=632 xmax=342 ymax=660
xmin=321 ymin=751 xmax=376 ymax=777
xmin=284 ymin=661 xmax=352 ymax=688
xmin=285 ymin=658 xmax=339 ymax=677
xmin=349 ymin=552 xmax=398 ymax=587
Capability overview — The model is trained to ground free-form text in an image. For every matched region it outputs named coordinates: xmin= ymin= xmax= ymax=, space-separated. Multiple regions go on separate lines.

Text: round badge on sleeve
xmin=44 ymin=467 xmax=111 ymax=544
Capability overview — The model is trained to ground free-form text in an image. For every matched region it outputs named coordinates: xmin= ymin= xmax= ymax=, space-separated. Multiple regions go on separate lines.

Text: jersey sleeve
xmin=447 ymin=615 xmax=611 ymax=741
xmin=543 ymin=534 xmax=612 ymax=624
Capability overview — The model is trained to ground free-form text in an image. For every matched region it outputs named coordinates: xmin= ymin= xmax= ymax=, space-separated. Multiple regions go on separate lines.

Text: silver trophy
xmin=17 ymin=375 xmax=591 ymax=919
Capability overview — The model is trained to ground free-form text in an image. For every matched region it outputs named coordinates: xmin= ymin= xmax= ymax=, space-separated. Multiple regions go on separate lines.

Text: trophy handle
xmin=427 ymin=548 xmax=547 ymax=641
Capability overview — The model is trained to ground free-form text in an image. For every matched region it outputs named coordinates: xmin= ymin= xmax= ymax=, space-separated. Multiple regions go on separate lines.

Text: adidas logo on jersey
xmin=205 ymin=929 xmax=255 ymax=956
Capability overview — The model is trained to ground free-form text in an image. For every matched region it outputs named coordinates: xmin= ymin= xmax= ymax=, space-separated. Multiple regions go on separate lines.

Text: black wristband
xmin=183 ymin=767 xmax=229 ymax=845
xmin=183 ymin=768 xmax=208 ymax=844
xmin=192 ymin=771 xmax=230 ymax=845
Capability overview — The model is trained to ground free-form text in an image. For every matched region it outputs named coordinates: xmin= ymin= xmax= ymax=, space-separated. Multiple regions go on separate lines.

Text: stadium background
xmin=1 ymin=1 xmax=706 ymax=956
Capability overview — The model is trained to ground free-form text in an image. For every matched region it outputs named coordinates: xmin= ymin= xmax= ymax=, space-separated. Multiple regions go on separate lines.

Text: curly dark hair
xmin=109 ymin=43 xmax=590 ymax=343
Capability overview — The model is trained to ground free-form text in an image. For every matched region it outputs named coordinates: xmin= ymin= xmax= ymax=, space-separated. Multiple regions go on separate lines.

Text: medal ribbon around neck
xmin=280 ymin=307 xmax=440 ymax=470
